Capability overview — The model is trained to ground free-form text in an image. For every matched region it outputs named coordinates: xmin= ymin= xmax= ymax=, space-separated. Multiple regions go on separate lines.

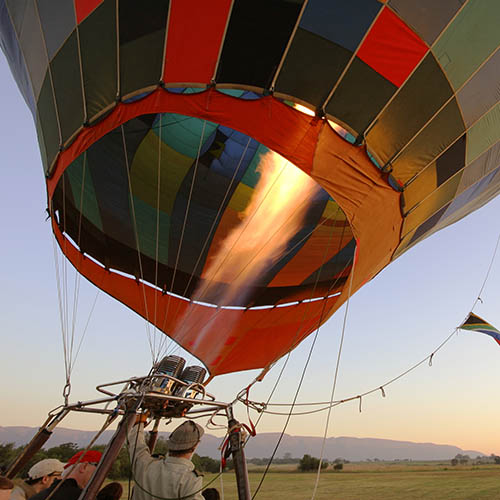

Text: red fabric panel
xmin=74 ymin=0 xmax=103 ymax=23
xmin=163 ymin=0 xmax=232 ymax=84
xmin=47 ymin=89 xmax=320 ymax=197
xmin=357 ymin=7 xmax=428 ymax=87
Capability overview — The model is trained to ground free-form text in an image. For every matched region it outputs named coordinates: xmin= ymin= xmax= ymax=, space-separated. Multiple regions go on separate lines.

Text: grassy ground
xmin=118 ymin=462 xmax=500 ymax=499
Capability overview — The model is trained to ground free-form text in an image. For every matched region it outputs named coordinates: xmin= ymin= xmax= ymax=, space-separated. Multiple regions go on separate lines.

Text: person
xmin=201 ymin=488 xmax=220 ymax=500
xmin=10 ymin=458 xmax=64 ymax=500
xmin=29 ymin=450 xmax=102 ymax=500
xmin=128 ymin=416 xmax=205 ymax=500
xmin=0 ymin=477 xmax=14 ymax=500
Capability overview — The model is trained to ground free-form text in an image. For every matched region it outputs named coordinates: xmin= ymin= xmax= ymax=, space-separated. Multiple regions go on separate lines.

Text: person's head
xmin=167 ymin=421 xmax=204 ymax=458
xmin=26 ymin=458 xmax=65 ymax=493
xmin=63 ymin=450 xmax=102 ymax=489
xmin=0 ymin=476 xmax=13 ymax=500
xmin=202 ymin=487 xmax=220 ymax=500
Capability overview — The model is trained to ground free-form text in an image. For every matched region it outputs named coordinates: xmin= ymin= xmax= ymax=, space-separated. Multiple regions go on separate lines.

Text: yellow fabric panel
xmin=130 ymin=130 xmax=192 ymax=214
xmin=402 ymin=160 xmax=438 ymax=214
xmin=322 ymin=199 xmax=347 ymax=222
xmin=401 ymin=172 xmax=462 ymax=239
xmin=393 ymin=228 xmax=418 ymax=259
xmin=228 ymin=182 xmax=253 ymax=212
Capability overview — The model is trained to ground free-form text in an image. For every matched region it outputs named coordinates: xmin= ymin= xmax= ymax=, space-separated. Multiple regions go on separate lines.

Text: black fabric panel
xmin=300 ymin=0 xmax=381 ymax=52
xmin=85 ymin=129 xmax=137 ymax=254
xmin=216 ymin=0 xmax=305 ymax=88
xmin=388 ymin=0 xmax=464 ymax=45
xmin=435 ymin=134 xmax=466 ymax=186
xmin=79 ymin=0 xmax=117 ymax=121
xmin=37 ymin=72 xmax=60 ymax=168
xmin=408 ymin=202 xmax=449 ymax=245
xmin=392 ymin=99 xmax=465 ymax=183
xmin=37 ymin=0 xmax=76 ymax=60
xmin=275 ymin=28 xmax=351 ymax=107
xmin=366 ymin=53 xmax=453 ymax=167
xmin=326 ymin=57 xmax=397 ymax=135
xmin=122 ymin=114 xmax=156 ymax=166
xmin=50 ymin=31 xmax=84 ymax=143
xmin=119 ymin=0 xmax=169 ymax=97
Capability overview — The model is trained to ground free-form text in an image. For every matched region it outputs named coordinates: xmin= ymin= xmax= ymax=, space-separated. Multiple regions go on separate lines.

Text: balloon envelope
xmin=1 ymin=0 xmax=499 ymax=375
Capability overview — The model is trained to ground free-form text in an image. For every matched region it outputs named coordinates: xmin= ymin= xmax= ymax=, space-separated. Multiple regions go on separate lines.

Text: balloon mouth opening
xmin=50 ymin=106 xmax=355 ymax=310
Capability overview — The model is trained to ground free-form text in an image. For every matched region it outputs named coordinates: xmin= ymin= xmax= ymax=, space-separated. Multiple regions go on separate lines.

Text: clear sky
xmin=1 ymin=52 xmax=500 ymax=457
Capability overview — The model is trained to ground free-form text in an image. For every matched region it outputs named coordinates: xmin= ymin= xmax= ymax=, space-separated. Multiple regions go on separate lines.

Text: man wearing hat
xmin=128 ymin=415 xmax=205 ymax=500
xmin=29 ymin=450 xmax=102 ymax=500
xmin=10 ymin=458 xmax=64 ymax=500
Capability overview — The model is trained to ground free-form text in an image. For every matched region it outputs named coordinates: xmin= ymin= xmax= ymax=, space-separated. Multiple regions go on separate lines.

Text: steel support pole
xmin=228 ymin=414 xmax=251 ymax=500
xmin=78 ymin=410 xmax=137 ymax=500
xmin=6 ymin=409 xmax=69 ymax=479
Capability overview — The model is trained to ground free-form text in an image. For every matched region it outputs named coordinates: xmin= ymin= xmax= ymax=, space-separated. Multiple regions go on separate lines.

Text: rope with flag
xmin=459 ymin=313 xmax=500 ymax=347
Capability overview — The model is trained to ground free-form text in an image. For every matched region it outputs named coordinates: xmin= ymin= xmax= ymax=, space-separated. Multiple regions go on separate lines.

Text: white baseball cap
xmin=28 ymin=459 xmax=65 ymax=480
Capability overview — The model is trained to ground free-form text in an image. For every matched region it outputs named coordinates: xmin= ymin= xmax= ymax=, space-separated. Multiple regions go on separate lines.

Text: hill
xmin=0 ymin=426 xmax=483 ymax=461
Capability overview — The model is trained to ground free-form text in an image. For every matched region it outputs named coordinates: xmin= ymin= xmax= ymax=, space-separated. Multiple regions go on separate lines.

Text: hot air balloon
xmin=1 ymin=0 xmax=499 ymax=498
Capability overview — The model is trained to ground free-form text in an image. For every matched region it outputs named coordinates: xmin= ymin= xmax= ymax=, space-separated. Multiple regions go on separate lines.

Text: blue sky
xmin=1 ymin=52 xmax=500 ymax=456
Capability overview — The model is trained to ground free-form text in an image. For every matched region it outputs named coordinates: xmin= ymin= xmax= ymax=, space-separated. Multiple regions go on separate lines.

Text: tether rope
xmin=311 ymin=254 xmax=356 ymax=500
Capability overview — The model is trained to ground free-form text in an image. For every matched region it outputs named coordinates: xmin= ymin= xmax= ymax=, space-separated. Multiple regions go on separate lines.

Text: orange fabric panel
xmin=311 ymin=124 xmax=403 ymax=306
xmin=47 ymin=89 xmax=320 ymax=197
xmin=163 ymin=0 xmax=232 ymax=84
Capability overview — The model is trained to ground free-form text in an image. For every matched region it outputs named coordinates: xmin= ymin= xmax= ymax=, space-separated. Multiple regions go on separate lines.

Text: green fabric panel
xmin=66 ymin=154 xmax=104 ymax=232
xmin=50 ymin=31 xmax=84 ymax=143
xmin=37 ymin=0 xmax=76 ymax=60
xmin=79 ymin=0 xmax=117 ymax=121
xmin=37 ymin=71 xmax=60 ymax=170
xmin=17 ymin=0 xmax=47 ymax=99
xmin=133 ymin=195 xmax=169 ymax=265
xmin=240 ymin=143 xmax=267 ymax=188
xmin=392 ymin=99 xmax=465 ymax=184
xmin=218 ymin=89 xmax=246 ymax=98
xmin=433 ymin=0 xmax=500 ymax=90
xmin=365 ymin=53 xmax=452 ymax=167
xmin=275 ymin=28 xmax=352 ymax=107
xmin=326 ymin=57 xmax=397 ymax=135
xmin=159 ymin=115 xmax=218 ymax=158
xmin=466 ymin=101 xmax=500 ymax=164
xmin=35 ymin=113 xmax=48 ymax=172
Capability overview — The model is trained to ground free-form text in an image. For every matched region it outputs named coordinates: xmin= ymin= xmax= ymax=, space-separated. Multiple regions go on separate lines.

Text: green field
xmin=119 ymin=462 xmax=500 ymax=499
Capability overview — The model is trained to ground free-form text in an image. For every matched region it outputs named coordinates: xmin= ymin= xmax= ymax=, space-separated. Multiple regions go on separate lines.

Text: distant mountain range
xmin=0 ymin=426 xmax=483 ymax=461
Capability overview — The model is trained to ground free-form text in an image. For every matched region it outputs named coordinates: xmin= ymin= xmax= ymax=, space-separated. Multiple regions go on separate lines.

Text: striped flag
xmin=459 ymin=313 xmax=500 ymax=346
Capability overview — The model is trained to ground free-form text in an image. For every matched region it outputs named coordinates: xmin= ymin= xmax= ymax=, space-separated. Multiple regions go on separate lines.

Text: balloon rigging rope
xmin=160 ymin=119 xmax=208 ymax=360
xmin=121 ymin=124 xmax=155 ymax=362
xmin=152 ymin=113 xmax=163 ymax=362
xmin=157 ymin=134 xmax=253 ymax=360
xmin=311 ymin=254 xmax=356 ymax=500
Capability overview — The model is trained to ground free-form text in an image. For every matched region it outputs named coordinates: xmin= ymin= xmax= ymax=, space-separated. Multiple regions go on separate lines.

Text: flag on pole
xmin=459 ymin=312 xmax=500 ymax=346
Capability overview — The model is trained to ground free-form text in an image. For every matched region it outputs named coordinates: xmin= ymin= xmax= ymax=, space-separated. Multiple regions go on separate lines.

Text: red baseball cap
xmin=64 ymin=450 xmax=102 ymax=468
